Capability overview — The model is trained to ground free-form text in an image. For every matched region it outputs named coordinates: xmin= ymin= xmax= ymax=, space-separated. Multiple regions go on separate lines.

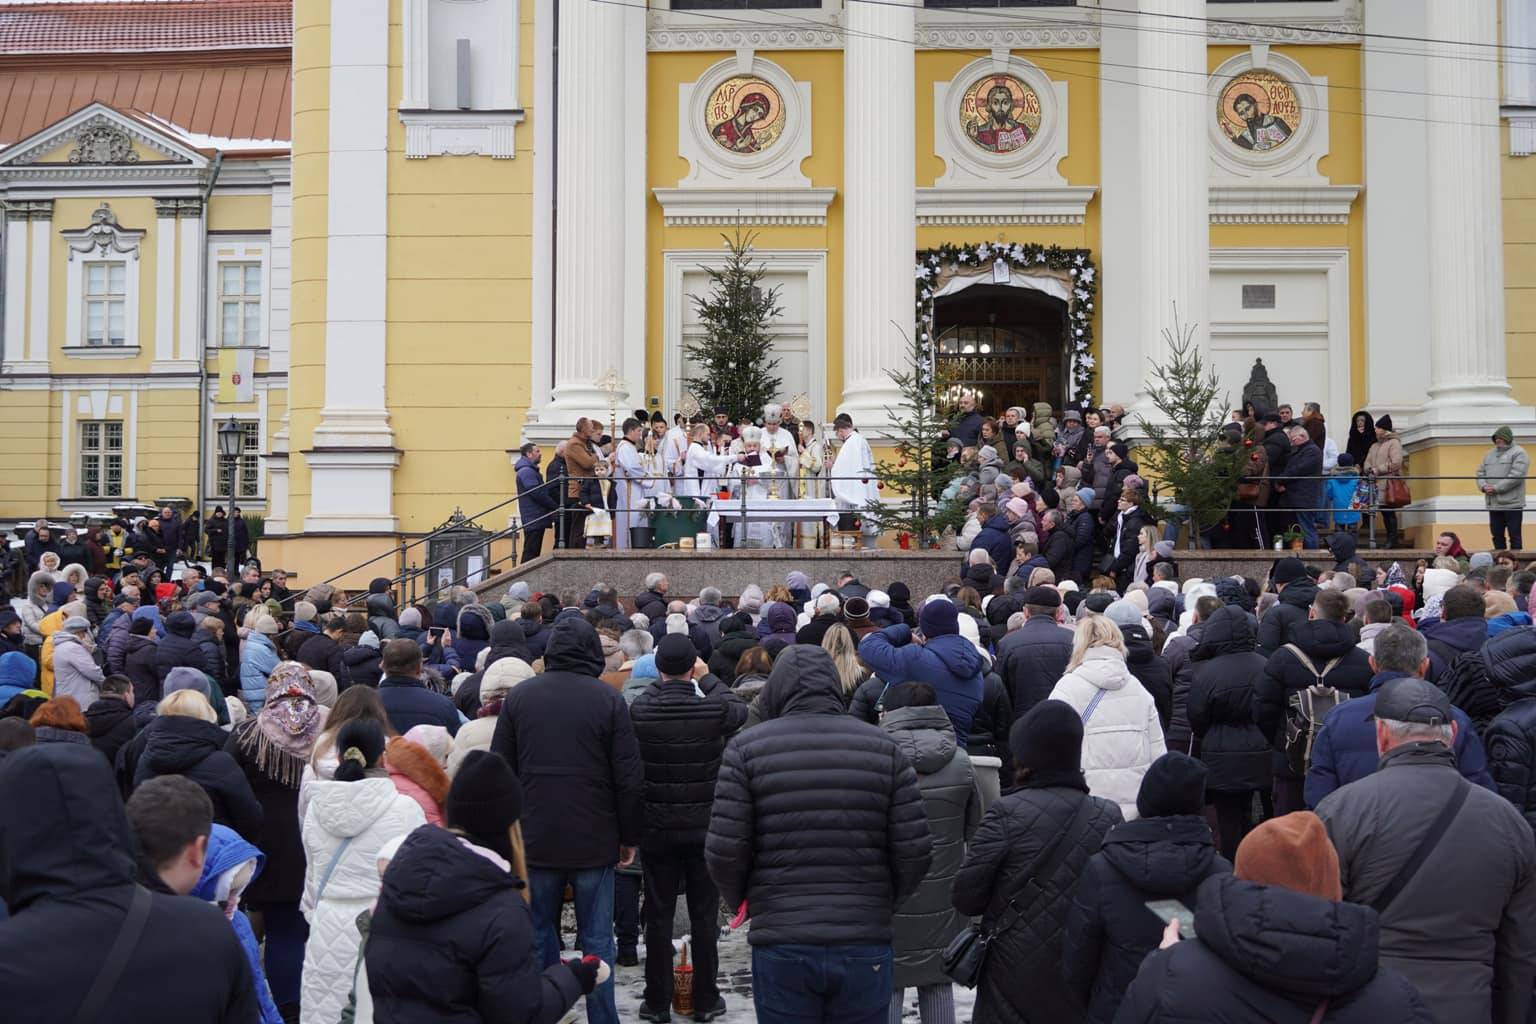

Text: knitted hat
xmin=739 ymin=584 xmax=765 ymax=615
xmin=654 ymin=634 xmax=697 ymax=677
xmin=786 ymin=570 xmax=812 ymax=592
xmin=843 ymin=597 xmax=873 ymax=631
xmin=369 ymin=577 xmax=393 ymax=594
xmin=629 ymin=653 xmax=658 ymax=681
xmin=1006 ymin=498 xmax=1031 ymax=519
xmin=1077 ymin=487 xmax=1096 ymax=507
xmin=1421 ymin=567 xmax=1459 ymax=603
xmin=1082 ymin=592 xmax=1114 ymax=615
xmin=1469 ymin=551 xmax=1495 ymax=570
xmin=480 ymin=657 xmax=534 ymax=702
xmin=446 ymin=750 xmax=524 ymax=839
xmin=356 ymin=630 xmax=380 ymax=651
xmin=918 ymin=598 xmax=959 ymax=637
xmin=398 ymin=607 xmax=422 ymax=630
xmin=1124 ymin=589 xmax=1150 ymax=615
xmin=1153 ymin=540 xmax=1176 ymax=559
xmin=1235 ymin=811 xmax=1342 ymax=902
xmin=294 ymin=601 xmax=318 ymax=623
xmin=1110 ymin=442 xmax=1130 ymax=461
xmin=1375 ymin=414 xmax=1394 ymax=432
xmin=1104 ymin=600 xmax=1142 ymax=630
xmin=62 ymin=616 xmax=91 ymax=633
xmin=1493 ymin=425 xmax=1514 ymax=445
xmin=1335 ymin=452 xmax=1355 ymax=468
xmin=163 ymin=667 xmax=210 ymax=699
xmin=665 ymin=612 xmax=689 ymax=636
xmin=1063 ymin=408 xmax=1082 ymax=422
xmin=1136 ymin=752 xmax=1208 ymax=819
xmin=867 ymin=589 xmax=890 ymax=609
xmin=51 ymin=581 xmax=76 ymax=606
xmin=307 ymin=670 xmax=338 ymax=708
xmin=1273 ymin=558 xmax=1307 ymax=585
xmin=1009 ymin=699 xmax=1084 ymax=777
xmin=254 ymin=615 xmax=280 ymax=636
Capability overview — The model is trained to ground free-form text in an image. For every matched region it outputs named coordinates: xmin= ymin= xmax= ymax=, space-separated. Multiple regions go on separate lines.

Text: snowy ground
xmin=559 ymin=908 xmax=979 ymax=1023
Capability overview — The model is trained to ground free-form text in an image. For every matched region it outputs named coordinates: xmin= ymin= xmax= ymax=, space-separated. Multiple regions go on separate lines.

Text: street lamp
xmin=216 ymin=417 xmax=242 ymax=579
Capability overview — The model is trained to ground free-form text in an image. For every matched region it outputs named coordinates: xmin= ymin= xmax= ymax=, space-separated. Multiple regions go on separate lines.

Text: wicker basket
xmin=672 ymin=941 xmax=694 ymax=1017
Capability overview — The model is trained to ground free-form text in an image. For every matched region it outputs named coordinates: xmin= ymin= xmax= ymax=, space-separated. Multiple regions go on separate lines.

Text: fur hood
xmin=385 ymin=736 xmax=451 ymax=806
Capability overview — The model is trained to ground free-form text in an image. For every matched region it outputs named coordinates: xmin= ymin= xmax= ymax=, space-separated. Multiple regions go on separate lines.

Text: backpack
xmin=1282 ymin=644 xmax=1348 ymax=775
xmin=1439 ymin=650 xmax=1499 ymax=737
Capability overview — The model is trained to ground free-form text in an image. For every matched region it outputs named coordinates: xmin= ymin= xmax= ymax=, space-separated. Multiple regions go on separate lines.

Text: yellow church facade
xmin=3 ymin=0 xmax=1536 ymax=581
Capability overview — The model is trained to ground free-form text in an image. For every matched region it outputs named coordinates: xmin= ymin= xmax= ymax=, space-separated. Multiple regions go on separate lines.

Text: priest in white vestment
xmin=610 ymin=418 xmax=652 ymax=550
xmin=725 ymin=426 xmax=784 ymax=548
xmin=830 ymin=413 xmax=881 ymax=540
xmin=759 ymin=404 xmax=799 ymax=500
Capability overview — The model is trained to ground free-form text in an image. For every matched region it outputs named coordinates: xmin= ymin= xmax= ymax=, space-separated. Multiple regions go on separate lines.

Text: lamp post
xmin=216 ymin=417 xmax=242 ymax=580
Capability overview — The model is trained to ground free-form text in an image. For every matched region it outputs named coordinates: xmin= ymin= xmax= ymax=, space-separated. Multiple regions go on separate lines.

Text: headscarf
xmin=1346 ymin=409 xmax=1376 ymax=468
xmin=237 ymin=661 xmax=327 ymax=787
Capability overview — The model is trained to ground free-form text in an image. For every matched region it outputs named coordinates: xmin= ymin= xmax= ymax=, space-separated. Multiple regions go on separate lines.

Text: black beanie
xmin=369 ymin=577 xmax=392 ymax=594
xmin=888 ymin=582 xmax=912 ymax=606
xmin=1009 ymin=699 xmax=1084 ymax=778
xmin=1136 ymin=752 xmax=1208 ymax=819
xmin=447 ymin=751 xmax=524 ymax=853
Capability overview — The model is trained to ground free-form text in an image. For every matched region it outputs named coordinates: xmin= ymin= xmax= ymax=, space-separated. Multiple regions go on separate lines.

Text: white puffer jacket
xmin=1047 ymin=646 xmax=1166 ymax=820
xmin=299 ymin=776 xmax=425 ymax=1024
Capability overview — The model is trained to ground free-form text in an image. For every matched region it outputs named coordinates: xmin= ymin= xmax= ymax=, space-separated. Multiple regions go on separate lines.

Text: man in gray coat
xmin=1478 ymin=425 xmax=1529 ymax=551
xmin=1317 ymin=675 xmax=1536 ymax=1024
xmin=879 ymin=683 xmax=981 ymax=1024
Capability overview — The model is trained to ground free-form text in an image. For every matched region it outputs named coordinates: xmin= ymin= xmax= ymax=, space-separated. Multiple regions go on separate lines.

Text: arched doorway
xmin=933 ymin=283 xmax=1071 ymax=415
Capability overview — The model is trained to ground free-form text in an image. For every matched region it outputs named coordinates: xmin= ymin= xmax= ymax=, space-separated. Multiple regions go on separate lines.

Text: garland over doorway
xmin=916 ymin=243 xmax=1098 ymax=408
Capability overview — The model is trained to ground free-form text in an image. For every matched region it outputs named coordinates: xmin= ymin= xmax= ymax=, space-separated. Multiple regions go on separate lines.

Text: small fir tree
xmin=683 ymin=228 xmax=784 ymax=422
xmin=1135 ymin=309 xmax=1240 ymax=547
xmin=862 ymin=327 xmax=967 ymax=546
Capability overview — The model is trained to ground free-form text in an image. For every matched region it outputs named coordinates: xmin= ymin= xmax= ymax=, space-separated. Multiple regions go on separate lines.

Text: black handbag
xmin=943 ymin=796 xmax=1096 ymax=988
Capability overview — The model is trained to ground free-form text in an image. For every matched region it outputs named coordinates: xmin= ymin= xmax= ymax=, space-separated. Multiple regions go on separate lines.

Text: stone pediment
xmin=0 ymin=102 xmax=210 ymax=179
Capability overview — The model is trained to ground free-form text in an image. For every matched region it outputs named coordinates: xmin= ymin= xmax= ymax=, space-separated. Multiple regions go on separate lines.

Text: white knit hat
xmin=1422 ymin=567 xmax=1460 ymax=603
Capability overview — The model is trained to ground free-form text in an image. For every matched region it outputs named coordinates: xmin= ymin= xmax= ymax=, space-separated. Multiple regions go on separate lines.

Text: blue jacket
xmin=970 ymin=513 xmax=1015 ymax=573
xmin=515 ymin=456 xmax=559 ymax=530
xmin=193 ymin=825 xmax=283 ymax=1024
xmin=1304 ymin=670 xmax=1496 ymax=807
xmin=1325 ymin=471 xmax=1361 ymax=527
xmin=857 ymin=624 xmax=985 ymax=747
xmin=239 ymin=632 xmax=281 ymax=712
xmin=0 ymin=651 xmax=39 ymax=707
xmin=379 ymin=674 xmax=462 ymax=736
xmin=1489 ymin=611 xmax=1534 ymax=638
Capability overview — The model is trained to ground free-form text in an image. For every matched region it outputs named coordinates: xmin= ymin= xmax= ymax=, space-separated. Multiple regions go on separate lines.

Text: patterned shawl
xmin=237 ymin=661 xmax=327 ymax=787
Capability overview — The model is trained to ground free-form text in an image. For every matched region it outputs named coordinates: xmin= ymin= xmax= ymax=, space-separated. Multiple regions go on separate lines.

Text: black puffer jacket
xmin=1481 ymin=627 xmax=1536 ymax=830
xmin=451 ymin=619 xmax=532 ymax=716
xmin=1121 ymin=624 xmax=1172 ymax=733
xmin=123 ymin=632 xmax=160 ymax=705
xmin=295 ymin=631 xmax=351 ymax=688
xmin=1063 ymin=815 xmax=1230 ymax=1024
xmin=367 ymin=824 xmax=584 ymax=1023
xmin=1255 ymin=618 xmax=1373 ymax=778
xmin=153 ymin=611 xmax=209 ymax=686
xmin=342 ymin=643 xmax=383 ymax=689
xmin=85 ymin=697 xmax=138 ymax=766
xmin=132 ymin=714 xmax=263 ymax=841
xmin=967 ymin=672 xmax=1016 ymax=780
xmin=0 ymin=744 xmax=258 ymax=1023
xmin=1116 ymin=874 xmax=1433 ymax=1023
xmin=705 ymin=645 xmax=932 ymax=947
xmin=1256 ymin=578 xmax=1317 ymax=655
xmin=1187 ymin=607 xmax=1273 ymax=794
xmin=195 ymin=627 xmax=228 ymax=691
xmin=951 ymin=775 xmax=1121 ymax=1023
xmin=997 ymin=616 xmax=1075 ymax=725
xmin=629 ymin=674 xmax=747 ymax=849
xmin=706 ymin=622 xmax=757 ymax=685
xmin=1160 ymin=621 xmax=1206 ymax=748
xmin=365 ymin=592 xmax=402 ymax=642
xmin=489 ymin=618 xmax=643 ymax=870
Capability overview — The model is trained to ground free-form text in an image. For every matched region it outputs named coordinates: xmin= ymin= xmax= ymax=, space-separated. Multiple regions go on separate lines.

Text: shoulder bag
xmin=75 ymin=884 xmax=153 ymax=1024
xmin=943 ymin=795 xmax=1097 ymax=988
xmin=1369 ymin=778 xmax=1469 ymax=917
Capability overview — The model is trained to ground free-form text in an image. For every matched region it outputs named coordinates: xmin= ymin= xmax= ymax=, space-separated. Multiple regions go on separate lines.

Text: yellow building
xmin=0 ymin=0 xmax=291 ymax=542
xmin=5 ymin=0 xmax=1536 ymax=581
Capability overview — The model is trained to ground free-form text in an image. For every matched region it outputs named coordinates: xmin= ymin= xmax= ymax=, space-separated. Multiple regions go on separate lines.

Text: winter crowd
xmin=5 ymin=510 xmax=1536 ymax=1024
xmin=934 ymin=396 xmax=1528 ymax=558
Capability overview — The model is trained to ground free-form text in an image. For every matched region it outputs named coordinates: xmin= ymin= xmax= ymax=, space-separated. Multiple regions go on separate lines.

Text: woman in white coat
xmin=299 ymin=718 xmax=425 ymax=1024
xmin=1046 ymin=615 xmax=1166 ymax=820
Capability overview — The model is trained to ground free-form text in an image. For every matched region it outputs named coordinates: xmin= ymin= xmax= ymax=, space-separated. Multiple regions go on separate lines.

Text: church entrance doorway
xmin=932 ymin=283 xmax=1071 ymax=416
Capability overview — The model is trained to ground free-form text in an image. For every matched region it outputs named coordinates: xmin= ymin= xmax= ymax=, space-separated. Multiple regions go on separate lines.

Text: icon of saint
xmin=711 ymin=91 xmax=772 ymax=153
xmin=1230 ymin=92 xmax=1292 ymax=151
xmin=967 ymin=83 xmax=1032 ymax=153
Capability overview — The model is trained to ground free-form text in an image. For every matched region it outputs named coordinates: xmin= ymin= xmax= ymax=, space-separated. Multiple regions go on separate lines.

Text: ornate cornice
xmin=3 ymin=112 xmax=191 ymax=168
xmin=647 ymin=23 xmax=840 ymax=50
xmin=1205 ymin=19 xmax=1362 ymax=44
xmin=916 ymin=24 xmax=1099 ymax=48
xmin=1208 ymin=184 xmax=1361 ymax=225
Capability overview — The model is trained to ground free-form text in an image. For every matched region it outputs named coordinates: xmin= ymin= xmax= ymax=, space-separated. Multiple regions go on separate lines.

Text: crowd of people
xmin=6 ymin=513 xmax=1536 ymax=1023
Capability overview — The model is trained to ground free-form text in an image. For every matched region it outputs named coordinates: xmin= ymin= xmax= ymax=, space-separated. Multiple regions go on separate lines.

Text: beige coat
xmin=1363 ymin=430 xmax=1404 ymax=479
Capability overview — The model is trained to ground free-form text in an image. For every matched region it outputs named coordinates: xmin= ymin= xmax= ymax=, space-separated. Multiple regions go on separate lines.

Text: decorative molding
xmin=4 ymin=199 xmax=52 ymax=221
xmin=1209 ymin=184 xmax=1360 ymax=223
xmin=652 ymin=187 xmax=836 ymax=226
xmin=1205 ymin=20 xmax=1362 ymax=44
xmin=648 ymin=23 xmax=840 ymax=51
xmin=916 ymin=25 xmax=1100 ymax=48
xmin=66 ymin=119 xmax=140 ymax=165
xmin=60 ymin=345 xmax=141 ymax=360
xmin=0 ymin=104 xmax=204 ymax=171
xmin=62 ymin=203 xmax=144 ymax=261
xmin=916 ymin=186 xmax=1098 ymax=225
xmin=1504 ymin=107 xmax=1536 ymax=158
xmin=399 ymin=109 xmax=526 ymax=159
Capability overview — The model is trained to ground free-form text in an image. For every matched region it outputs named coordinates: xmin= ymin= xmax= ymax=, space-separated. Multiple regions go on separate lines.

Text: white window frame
xmin=65 ymin=252 xmax=139 ymax=352
xmin=399 ymin=0 xmax=525 ymax=158
xmin=211 ymin=419 xmax=263 ymax=501
xmin=77 ymin=419 xmax=125 ymax=499
xmin=207 ymin=239 xmax=271 ymax=350
xmin=81 ymin=260 xmax=128 ymax=346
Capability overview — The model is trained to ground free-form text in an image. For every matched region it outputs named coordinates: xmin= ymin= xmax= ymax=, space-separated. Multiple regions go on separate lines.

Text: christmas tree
xmin=683 ymin=228 xmax=784 ymax=422
xmin=861 ymin=327 xmax=967 ymax=547
xmin=1134 ymin=310 xmax=1240 ymax=547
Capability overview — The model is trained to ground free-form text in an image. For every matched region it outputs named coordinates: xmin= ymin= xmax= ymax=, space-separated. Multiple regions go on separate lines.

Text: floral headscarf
xmin=237 ymin=661 xmax=327 ymax=787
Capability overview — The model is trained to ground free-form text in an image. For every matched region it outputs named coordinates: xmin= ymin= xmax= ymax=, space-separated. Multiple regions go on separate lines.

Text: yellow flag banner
xmin=217 ymin=348 xmax=255 ymax=404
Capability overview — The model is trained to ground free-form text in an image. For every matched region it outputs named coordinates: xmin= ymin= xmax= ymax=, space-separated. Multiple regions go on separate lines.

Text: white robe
xmin=760 ymin=426 xmax=799 ymax=499
xmin=662 ymin=427 xmax=689 ymax=491
xmin=831 ymin=429 xmax=881 ymax=535
xmin=725 ymin=460 xmax=782 ymax=548
xmin=678 ymin=441 xmax=735 ymax=501
xmin=610 ymin=439 xmax=650 ymax=550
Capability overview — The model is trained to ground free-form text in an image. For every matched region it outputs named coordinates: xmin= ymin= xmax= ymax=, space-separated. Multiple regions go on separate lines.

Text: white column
xmin=3 ymin=208 xmax=26 ymax=371
xmin=1361 ymin=0 xmax=1433 ymax=417
xmin=839 ymin=0 xmax=916 ymax=434
xmin=1098 ymin=0 xmax=1208 ymax=416
xmin=264 ymin=416 xmax=291 ymax=534
xmin=27 ymin=201 xmax=51 ymax=368
xmin=1421 ymin=0 xmax=1523 ymax=416
xmin=153 ymin=200 xmax=177 ymax=366
xmin=176 ymin=200 xmax=202 ymax=363
xmin=267 ymin=183 xmax=292 ymax=373
xmin=523 ymin=0 xmax=555 ymax=440
xmin=544 ymin=0 xmax=630 ymax=420
xmin=304 ymin=0 xmax=397 ymax=532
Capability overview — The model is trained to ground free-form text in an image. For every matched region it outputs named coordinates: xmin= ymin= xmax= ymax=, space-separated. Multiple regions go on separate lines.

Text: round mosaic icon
xmin=1218 ymin=70 xmax=1301 ymax=152
xmin=706 ymin=77 xmax=785 ymax=155
xmin=960 ymin=74 xmax=1041 ymax=154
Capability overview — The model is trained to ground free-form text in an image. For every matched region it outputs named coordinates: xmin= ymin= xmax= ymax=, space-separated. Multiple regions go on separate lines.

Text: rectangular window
xmin=83 ymin=261 xmax=127 ymax=346
xmin=79 ymin=420 xmax=124 ymax=498
xmin=216 ymin=420 xmax=262 ymax=499
xmin=218 ymin=262 xmax=263 ymax=347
